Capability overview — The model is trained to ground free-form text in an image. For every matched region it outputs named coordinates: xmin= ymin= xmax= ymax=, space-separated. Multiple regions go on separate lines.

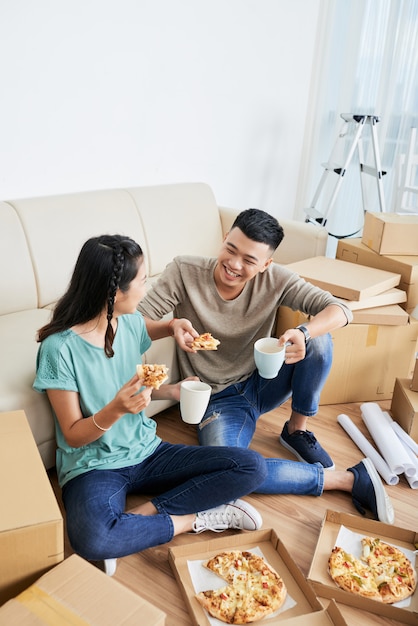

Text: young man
xmin=138 ymin=209 xmax=394 ymax=524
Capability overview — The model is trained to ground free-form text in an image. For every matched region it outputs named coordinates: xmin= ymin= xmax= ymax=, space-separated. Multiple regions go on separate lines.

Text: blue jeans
xmin=62 ymin=441 xmax=267 ymax=560
xmin=198 ymin=334 xmax=332 ymax=495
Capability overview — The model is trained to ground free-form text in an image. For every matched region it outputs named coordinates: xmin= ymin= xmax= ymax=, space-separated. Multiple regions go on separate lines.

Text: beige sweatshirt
xmin=138 ymin=256 xmax=352 ymax=394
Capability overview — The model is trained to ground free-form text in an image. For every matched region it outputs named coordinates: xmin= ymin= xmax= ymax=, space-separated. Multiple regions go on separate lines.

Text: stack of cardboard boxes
xmin=276 ymin=212 xmax=418 ymax=416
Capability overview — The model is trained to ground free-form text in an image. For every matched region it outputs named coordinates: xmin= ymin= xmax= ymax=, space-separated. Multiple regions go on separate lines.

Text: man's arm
xmin=297 ymin=303 xmax=349 ymax=338
xmin=278 ymin=304 xmax=349 ymax=364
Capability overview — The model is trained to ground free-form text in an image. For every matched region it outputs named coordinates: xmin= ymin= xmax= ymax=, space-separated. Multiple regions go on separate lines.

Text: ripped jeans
xmin=197 ymin=334 xmax=332 ymax=495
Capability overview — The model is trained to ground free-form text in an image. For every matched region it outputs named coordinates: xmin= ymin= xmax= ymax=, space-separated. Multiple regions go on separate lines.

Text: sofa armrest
xmin=218 ymin=206 xmax=328 ymax=264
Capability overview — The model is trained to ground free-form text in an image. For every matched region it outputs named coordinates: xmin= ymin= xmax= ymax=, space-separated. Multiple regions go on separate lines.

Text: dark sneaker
xmin=193 ymin=499 xmax=263 ymax=533
xmin=348 ymin=457 xmax=394 ymax=524
xmin=279 ymin=421 xmax=335 ymax=469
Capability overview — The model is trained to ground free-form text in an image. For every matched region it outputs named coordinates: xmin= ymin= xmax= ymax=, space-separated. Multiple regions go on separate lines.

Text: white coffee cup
xmin=180 ymin=380 xmax=212 ymax=424
xmin=254 ymin=337 xmax=287 ymax=379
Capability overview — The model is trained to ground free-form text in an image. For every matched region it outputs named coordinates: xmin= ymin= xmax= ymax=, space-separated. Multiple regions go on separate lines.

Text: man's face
xmin=215 ymin=227 xmax=273 ymax=294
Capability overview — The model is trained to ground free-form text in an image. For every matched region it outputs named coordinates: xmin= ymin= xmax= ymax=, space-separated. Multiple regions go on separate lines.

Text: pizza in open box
xmin=195 ymin=549 xmax=287 ymax=624
xmin=328 ymin=537 xmax=416 ymax=604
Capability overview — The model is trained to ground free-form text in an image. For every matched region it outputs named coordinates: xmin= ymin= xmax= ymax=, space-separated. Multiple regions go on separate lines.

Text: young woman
xmin=34 ymin=235 xmax=267 ymax=575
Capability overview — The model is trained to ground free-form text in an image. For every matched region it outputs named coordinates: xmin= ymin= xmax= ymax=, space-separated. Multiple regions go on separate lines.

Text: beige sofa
xmin=0 ymin=182 xmax=327 ymax=468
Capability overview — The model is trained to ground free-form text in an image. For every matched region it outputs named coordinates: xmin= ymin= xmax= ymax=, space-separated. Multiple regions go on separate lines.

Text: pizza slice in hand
xmin=136 ymin=364 xmax=169 ymax=389
xmin=191 ymin=332 xmax=220 ymax=351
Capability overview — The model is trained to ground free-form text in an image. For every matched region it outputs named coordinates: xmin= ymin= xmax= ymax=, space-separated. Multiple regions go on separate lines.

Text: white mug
xmin=254 ymin=337 xmax=287 ymax=379
xmin=180 ymin=380 xmax=212 ymax=424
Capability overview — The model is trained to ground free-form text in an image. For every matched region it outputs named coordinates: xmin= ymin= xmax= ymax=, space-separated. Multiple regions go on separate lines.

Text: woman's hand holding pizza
xmin=113 ymin=375 xmax=153 ymax=416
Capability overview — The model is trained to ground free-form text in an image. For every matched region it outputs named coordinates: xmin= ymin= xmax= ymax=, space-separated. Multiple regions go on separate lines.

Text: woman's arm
xmin=144 ymin=317 xmax=199 ymax=352
xmin=47 ymin=374 xmax=152 ymax=448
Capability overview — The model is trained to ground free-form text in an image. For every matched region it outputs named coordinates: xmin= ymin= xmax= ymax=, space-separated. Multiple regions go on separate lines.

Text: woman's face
xmin=114 ymin=259 xmax=147 ymax=315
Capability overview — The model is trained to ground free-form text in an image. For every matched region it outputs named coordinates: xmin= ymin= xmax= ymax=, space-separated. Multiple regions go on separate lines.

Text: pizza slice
xmin=196 ymin=584 xmax=239 ymax=624
xmin=191 ymin=332 xmax=220 ymax=350
xmin=136 ymin=363 xmax=169 ymax=389
xmin=328 ymin=546 xmax=381 ymax=600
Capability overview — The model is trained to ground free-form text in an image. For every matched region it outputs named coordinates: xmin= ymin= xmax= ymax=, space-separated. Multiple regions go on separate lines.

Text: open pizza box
xmin=308 ymin=510 xmax=418 ymax=625
xmin=168 ymin=528 xmax=349 ymax=625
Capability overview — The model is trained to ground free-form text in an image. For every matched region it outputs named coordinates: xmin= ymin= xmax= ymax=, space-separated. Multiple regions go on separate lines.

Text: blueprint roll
xmin=337 ymin=413 xmax=399 ymax=486
xmin=360 ymin=403 xmax=416 ymax=477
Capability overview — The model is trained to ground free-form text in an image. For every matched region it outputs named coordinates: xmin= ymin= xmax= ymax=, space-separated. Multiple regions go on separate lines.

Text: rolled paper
xmin=389 ymin=420 xmax=418 ymax=456
xmin=360 ymin=403 xmax=416 ymax=477
xmin=337 ymin=413 xmax=399 ymax=486
xmin=401 ymin=444 xmax=418 ymax=489
xmin=384 ymin=411 xmax=418 ymax=489
xmin=396 ymin=434 xmax=418 ymax=489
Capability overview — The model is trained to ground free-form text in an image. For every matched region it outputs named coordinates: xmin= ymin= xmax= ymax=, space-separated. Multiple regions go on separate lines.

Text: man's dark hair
xmin=231 ymin=208 xmax=284 ymax=252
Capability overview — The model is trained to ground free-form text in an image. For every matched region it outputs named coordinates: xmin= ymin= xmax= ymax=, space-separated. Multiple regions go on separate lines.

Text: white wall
xmin=0 ymin=0 xmax=321 ymax=220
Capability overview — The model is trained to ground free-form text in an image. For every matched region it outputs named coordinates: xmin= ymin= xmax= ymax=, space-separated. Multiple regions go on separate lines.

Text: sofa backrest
xmin=126 ymin=183 xmax=223 ymax=277
xmin=7 ymin=189 xmax=148 ymax=309
xmin=3 ymin=183 xmax=223 ymax=312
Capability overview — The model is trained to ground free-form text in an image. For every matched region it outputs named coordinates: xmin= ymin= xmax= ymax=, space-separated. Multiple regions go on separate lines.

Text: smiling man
xmin=135 ymin=209 xmax=398 ymax=523
xmin=139 ymin=208 xmax=352 ymax=471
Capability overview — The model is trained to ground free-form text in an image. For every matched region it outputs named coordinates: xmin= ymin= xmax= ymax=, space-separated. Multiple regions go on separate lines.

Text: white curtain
xmin=297 ymin=0 xmax=418 ymax=255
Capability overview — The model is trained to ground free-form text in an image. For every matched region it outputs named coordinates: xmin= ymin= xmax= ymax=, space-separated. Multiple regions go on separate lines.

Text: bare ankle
xmin=288 ymin=412 xmax=308 ymax=433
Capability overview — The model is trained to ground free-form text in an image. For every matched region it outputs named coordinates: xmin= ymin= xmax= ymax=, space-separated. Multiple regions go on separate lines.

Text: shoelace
xmin=292 ymin=429 xmax=318 ymax=448
xmin=199 ymin=507 xmax=240 ymax=529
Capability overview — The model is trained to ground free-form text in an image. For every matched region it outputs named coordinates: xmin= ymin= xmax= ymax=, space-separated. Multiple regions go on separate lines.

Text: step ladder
xmin=304 ymin=113 xmax=386 ymax=236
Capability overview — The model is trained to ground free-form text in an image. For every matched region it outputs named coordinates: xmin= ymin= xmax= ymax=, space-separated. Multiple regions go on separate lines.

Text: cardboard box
xmin=340 ymin=287 xmax=406 ymax=311
xmin=0 ymin=554 xmax=167 ymax=625
xmin=308 ymin=510 xmax=418 ymax=625
xmin=390 ymin=378 xmax=418 ymax=442
xmin=412 ymin=357 xmax=418 ymax=392
xmin=351 ymin=304 xmax=409 ymax=326
xmin=336 ymin=237 xmax=418 ymax=310
xmin=168 ymin=528 xmax=344 ymax=625
xmin=362 ymin=211 xmax=418 ymax=255
xmin=285 ymin=256 xmax=401 ymax=301
xmin=276 ymin=309 xmax=418 ymax=404
xmin=0 ymin=411 xmax=63 ymax=605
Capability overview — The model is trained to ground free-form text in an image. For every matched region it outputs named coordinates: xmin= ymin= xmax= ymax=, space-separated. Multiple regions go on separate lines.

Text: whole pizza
xmin=328 ymin=536 xmax=417 ymax=604
xmin=195 ymin=550 xmax=287 ymax=624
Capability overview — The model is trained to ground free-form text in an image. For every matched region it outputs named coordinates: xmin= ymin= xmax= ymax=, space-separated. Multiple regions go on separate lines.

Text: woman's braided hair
xmin=37 ymin=234 xmax=143 ymax=357
xmin=105 ymin=242 xmax=125 ymax=357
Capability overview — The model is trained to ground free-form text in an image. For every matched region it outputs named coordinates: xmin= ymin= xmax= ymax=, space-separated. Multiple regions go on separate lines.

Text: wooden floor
xmin=50 ymin=399 xmax=417 ymax=626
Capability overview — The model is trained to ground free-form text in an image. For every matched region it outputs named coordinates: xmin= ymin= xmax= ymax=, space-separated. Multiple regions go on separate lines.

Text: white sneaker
xmin=193 ymin=499 xmax=262 ymax=533
xmin=103 ymin=558 xmax=117 ymax=576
